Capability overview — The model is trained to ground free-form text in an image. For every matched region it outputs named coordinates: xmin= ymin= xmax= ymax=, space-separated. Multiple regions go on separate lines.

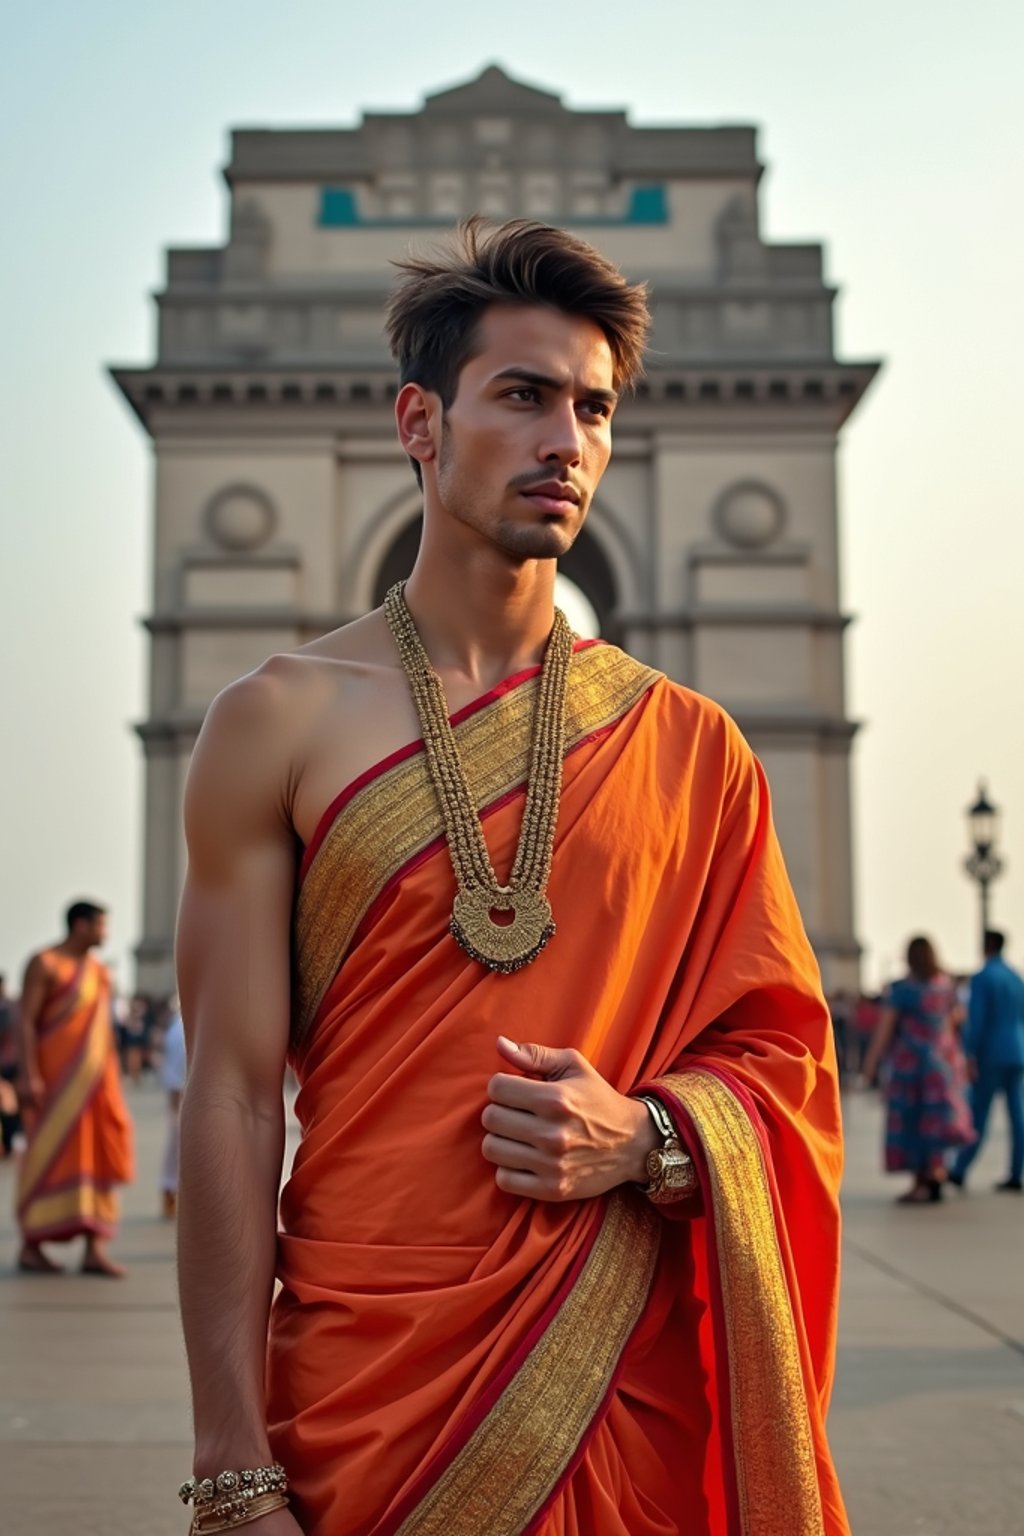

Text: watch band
xmin=640 ymin=1094 xmax=675 ymax=1142
xmin=637 ymin=1095 xmax=696 ymax=1205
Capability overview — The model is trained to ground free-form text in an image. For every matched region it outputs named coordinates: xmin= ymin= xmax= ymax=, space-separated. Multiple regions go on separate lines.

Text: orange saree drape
xmin=267 ymin=642 xmax=848 ymax=1536
xmin=17 ymin=955 xmax=134 ymax=1242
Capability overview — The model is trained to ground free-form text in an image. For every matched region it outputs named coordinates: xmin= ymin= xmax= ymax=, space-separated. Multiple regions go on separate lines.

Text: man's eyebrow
xmin=490 ymin=367 xmax=619 ymax=404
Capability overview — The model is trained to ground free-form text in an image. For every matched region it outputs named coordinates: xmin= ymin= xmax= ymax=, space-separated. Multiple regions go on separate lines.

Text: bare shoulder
xmin=21 ymin=948 xmax=59 ymax=999
xmin=23 ymin=949 xmax=57 ymax=982
xmin=199 ymin=609 xmax=389 ymax=745
xmin=195 ymin=643 xmax=343 ymax=764
xmin=186 ymin=611 xmax=403 ymax=861
xmin=185 ymin=661 xmax=306 ymax=843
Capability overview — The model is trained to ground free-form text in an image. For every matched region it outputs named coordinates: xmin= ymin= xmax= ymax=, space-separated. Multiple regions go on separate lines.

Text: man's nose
xmin=537 ymin=403 xmax=584 ymax=466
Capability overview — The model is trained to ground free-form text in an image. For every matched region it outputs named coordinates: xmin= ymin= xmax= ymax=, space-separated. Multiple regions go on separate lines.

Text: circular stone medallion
xmin=205 ymin=485 xmax=277 ymax=551
xmin=713 ymin=481 xmax=786 ymax=549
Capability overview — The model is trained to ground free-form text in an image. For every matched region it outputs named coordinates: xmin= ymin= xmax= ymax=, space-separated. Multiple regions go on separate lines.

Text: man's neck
xmin=60 ymin=937 xmax=94 ymax=960
xmin=402 ymin=547 xmax=559 ymax=689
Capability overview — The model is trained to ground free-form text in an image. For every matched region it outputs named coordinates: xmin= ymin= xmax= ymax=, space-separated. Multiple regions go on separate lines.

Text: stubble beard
xmin=436 ymin=423 xmax=582 ymax=564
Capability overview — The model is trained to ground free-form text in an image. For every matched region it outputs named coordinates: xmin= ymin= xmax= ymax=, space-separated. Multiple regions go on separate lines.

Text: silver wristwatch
xmin=638 ymin=1095 xmax=697 ymax=1204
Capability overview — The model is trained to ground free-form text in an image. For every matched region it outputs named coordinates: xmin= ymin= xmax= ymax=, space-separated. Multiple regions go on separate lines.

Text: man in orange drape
xmin=16 ymin=899 xmax=134 ymax=1276
xmin=177 ymin=220 xmax=848 ymax=1536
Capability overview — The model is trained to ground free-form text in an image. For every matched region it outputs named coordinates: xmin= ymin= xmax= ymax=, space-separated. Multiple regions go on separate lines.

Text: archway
xmin=372 ymin=516 xmax=620 ymax=642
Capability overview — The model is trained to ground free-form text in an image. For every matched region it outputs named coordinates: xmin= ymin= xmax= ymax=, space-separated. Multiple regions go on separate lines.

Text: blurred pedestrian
xmin=850 ymin=993 xmax=881 ymax=1076
xmin=15 ymin=900 xmax=134 ymax=1275
xmin=948 ymin=930 xmax=1024 ymax=1192
xmin=829 ymin=989 xmax=853 ymax=1080
xmin=862 ymin=935 xmax=974 ymax=1203
xmin=123 ymin=995 xmax=148 ymax=1084
xmin=159 ymin=1000 xmax=186 ymax=1218
xmin=0 ymin=974 xmax=22 ymax=1157
xmin=110 ymin=982 xmax=130 ymax=1069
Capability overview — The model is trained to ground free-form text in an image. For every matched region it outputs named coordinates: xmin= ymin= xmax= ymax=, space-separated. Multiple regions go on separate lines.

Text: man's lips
xmin=519 ymin=482 xmax=581 ymax=514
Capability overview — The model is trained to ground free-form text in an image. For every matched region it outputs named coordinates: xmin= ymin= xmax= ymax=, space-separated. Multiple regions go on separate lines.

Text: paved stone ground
xmin=1 ymin=1079 xmax=1021 ymax=1534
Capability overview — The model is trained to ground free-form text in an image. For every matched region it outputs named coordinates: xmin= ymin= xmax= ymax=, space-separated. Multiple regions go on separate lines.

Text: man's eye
xmin=507 ymin=387 xmax=540 ymax=403
xmin=581 ymin=401 xmax=611 ymax=419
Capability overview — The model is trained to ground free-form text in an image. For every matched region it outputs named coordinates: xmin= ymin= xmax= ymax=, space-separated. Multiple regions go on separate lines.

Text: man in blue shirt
xmin=950 ymin=930 xmax=1024 ymax=1191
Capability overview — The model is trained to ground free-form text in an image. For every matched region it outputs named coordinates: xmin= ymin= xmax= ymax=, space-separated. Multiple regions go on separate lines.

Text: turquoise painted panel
xmin=317 ymin=184 xmax=669 ymax=229
xmin=626 ymin=184 xmax=668 ymax=224
xmin=319 ymin=188 xmax=361 ymax=226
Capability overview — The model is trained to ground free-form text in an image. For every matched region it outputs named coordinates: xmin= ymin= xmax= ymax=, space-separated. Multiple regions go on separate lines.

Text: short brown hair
xmin=385 ymin=217 xmax=650 ymax=407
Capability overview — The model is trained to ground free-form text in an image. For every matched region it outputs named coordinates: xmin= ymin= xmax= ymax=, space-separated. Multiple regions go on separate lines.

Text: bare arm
xmin=16 ymin=955 xmax=50 ymax=1104
xmin=175 ymin=669 xmax=303 ymax=1517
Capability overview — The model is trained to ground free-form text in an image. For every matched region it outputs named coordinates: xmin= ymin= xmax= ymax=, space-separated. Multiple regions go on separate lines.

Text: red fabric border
xmin=304 ymin=688 xmax=656 ymax=1046
xmin=35 ymin=959 xmax=88 ymax=1040
xmin=519 ymin=1281 xmax=656 ymax=1535
xmin=369 ymin=1202 xmax=606 ymax=1536
xmin=298 ymin=638 xmax=602 ymax=880
xmin=17 ymin=1020 xmax=111 ymax=1219
xmin=638 ymin=1067 xmax=761 ymax=1536
xmin=19 ymin=1213 xmax=116 ymax=1243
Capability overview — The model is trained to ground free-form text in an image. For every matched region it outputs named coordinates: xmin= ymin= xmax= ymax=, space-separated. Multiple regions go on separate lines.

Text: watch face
xmin=664 ymin=1157 xmax=696 ymax=1192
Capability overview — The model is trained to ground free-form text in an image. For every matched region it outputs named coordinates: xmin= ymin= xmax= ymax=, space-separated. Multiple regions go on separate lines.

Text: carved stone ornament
xmin=713 ymin=480 xmax=786 ymax=550
xmin=204 ymin=484 xmax=277 ymax=552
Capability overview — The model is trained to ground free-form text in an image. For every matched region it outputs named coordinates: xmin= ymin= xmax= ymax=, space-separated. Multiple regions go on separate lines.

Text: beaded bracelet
xmin=179 ymin=1464 xmax=288 ymax=1508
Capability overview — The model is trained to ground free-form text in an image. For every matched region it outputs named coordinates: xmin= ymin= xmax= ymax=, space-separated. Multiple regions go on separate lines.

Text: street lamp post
xmin=964 ymin=781 xmax=1004 ymax=948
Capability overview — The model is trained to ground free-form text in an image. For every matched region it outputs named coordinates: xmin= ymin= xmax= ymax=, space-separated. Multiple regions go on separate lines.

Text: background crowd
xmin=827 ymin=928 xmax=1024 ymax=1204
xmin=3 ymin=914 xmax=1022 ymax=1235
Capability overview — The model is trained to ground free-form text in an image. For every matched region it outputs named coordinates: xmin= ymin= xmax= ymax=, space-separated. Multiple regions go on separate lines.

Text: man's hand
xmin=482 ymin=1037 xmax=657 ymax=1202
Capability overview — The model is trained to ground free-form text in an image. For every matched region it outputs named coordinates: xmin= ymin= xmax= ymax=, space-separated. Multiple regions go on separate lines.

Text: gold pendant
xmin=451 ymin=888 xmax=555 ymax=974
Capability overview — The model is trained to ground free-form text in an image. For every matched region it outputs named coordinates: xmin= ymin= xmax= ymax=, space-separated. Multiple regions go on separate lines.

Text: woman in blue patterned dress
xmin=863 ymin=936 xmax=975 ymax=1202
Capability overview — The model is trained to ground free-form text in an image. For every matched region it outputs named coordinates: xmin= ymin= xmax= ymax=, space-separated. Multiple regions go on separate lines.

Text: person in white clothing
xmin=159 ymin=1003 xmax=187 ymax=1217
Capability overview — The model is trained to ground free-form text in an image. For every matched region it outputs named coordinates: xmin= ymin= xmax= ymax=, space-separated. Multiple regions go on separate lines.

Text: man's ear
xmin=395 ymin=383 xmax=440 ymax=471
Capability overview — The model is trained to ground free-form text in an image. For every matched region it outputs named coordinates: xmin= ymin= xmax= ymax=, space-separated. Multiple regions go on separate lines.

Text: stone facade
xmin=111 ymin=65 xmax=879 ymax=998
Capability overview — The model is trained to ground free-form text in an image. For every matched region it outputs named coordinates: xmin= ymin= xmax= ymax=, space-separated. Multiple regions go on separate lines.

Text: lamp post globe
xmin=964 ymin=781 xmax=1004 ymax=949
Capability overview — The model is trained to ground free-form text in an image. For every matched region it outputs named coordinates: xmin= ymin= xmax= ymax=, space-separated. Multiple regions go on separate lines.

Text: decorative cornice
xmin=621 ymin=606 xmax=851 ymax=631
xmin=732 ymin=710 xmax=860 ymax=744
xmin=144 ymin=607 xmax=347 ymax=634
xmin=134 ymin=715 xmax=206 ymax=749
xmin=110 ymin=361 xmax=880 ymax=434
xmin=804 ymin=931 xmax=863 ymax=959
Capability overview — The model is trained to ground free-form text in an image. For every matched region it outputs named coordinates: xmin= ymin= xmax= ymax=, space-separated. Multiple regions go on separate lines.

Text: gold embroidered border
xmin=18 ymin=968 xmax=106 ymax=1204
xmin=293 ymin=645 xmax=658 ymax=1043
xmin=659 ymin=1070 xmax=824 ymax=1536
xmin=394 ymin=1191 xmax=660 ymax=1536
xmin=21 ymin=1180 xmax=118 ymax=1237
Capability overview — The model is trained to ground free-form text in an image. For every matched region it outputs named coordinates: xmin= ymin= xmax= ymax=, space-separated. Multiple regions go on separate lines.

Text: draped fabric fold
xmin=17 ymin=956 xmax=134 ymax=1242
xmin=641 ymin=1069 xmax=828 ymax=1536
xmin=268 ymin=642 xmax=848 ymax=1536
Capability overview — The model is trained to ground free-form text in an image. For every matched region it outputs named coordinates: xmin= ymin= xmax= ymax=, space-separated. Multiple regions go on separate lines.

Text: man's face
xmin=432 ymin=304 xmax=617 ymax=562
xmin=78 ymin=913 xmax=108 ymax=949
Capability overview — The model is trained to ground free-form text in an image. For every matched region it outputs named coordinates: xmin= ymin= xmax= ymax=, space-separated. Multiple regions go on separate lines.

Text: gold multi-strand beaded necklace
xmin=384 ymin=581 xmax=574 ymax=973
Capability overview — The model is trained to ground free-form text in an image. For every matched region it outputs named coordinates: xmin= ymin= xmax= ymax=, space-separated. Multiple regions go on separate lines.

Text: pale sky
xmin=3 ymin=0 xmax=1022 ymax=992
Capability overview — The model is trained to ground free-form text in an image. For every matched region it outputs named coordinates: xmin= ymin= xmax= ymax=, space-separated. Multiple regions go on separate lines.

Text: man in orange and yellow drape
xmin=16 ymin=900 xmax=134 ymax=1276
xmin=176 ymin=219 xmax=849 ymax=1536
